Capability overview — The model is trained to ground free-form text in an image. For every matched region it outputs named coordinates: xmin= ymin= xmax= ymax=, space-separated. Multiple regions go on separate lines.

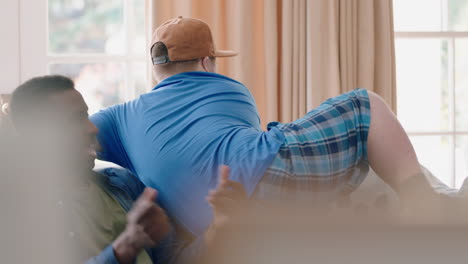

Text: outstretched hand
xmin=113 ymin=187 xmax=171 ymax=264
xmin=207 ymin=165 xmax=248 ymax=219
xmin=206 ymin=165 xmax=248 ymax=233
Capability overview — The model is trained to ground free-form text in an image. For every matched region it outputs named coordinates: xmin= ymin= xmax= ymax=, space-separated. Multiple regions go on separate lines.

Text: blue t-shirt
xmin=90 ymin=72 xmax=285 ymax=235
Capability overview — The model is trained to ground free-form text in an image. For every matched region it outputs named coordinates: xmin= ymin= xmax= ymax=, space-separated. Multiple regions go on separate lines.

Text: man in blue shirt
xmin=91 ymin=17 xmax=450 ymax=240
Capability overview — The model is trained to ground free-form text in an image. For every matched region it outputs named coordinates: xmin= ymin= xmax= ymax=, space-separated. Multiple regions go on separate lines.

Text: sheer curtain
xmin=148 ymin=0 xmax=396 ymax=126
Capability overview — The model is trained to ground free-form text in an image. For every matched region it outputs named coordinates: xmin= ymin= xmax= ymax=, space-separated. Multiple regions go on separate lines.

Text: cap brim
xmin=213 ymin=50 xmax=238 ymax=57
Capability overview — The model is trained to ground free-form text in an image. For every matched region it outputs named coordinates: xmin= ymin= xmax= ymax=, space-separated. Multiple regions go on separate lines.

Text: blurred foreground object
xmin=199 ymin=203 xmax=468 ymax=264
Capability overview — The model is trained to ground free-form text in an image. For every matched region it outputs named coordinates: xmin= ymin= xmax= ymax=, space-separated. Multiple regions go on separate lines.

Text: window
xmin=394 ymin=0 xmax=468 ymax=188
xmin=20 ymin=0 xmax=151 ymax=114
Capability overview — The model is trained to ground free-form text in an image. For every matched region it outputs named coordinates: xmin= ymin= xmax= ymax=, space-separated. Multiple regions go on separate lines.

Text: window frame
xmin=19 ymin=0 xmax=152 ymax=103
xmin=394 ymin=2 xmax=468 ymax=187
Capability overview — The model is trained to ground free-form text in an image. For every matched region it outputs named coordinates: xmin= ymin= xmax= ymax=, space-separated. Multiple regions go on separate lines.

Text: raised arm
xmin=86 ymin=188 xmax=172 ymax=264
xmin=90 ymin=107 xmax=131 ymax=169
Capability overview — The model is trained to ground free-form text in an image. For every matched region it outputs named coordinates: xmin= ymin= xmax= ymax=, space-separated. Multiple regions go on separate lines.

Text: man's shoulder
xmin=90 ymin=97 xmax=141 ymax=120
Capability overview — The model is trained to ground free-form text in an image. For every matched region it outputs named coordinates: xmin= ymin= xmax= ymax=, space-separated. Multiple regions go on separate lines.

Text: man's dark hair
xmin=151 ymin=42 xmax=170 ymax=64
xmin=10 ymin=75 xmax=75 ymax=125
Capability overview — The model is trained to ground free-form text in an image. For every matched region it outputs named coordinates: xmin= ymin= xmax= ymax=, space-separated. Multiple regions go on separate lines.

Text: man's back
xmin=91 ymin=72 xmax=284 ymax=235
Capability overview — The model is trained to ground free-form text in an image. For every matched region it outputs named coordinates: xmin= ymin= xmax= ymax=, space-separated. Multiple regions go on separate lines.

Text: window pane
xmin=396 ymin=39 xmax=449 ymax=132
xmin=131 ymin=0 xmax=146 ymax=55
xmin=393 ymin=0 xmax=442 ymax=31
xmin=455 ymin=136 xmax=468 ymax=188
xmin=455 ymin=38 xmax=468 ymax=131
xmin=132 ymin=62 xmax=149 ymax=98
xmin=410 ymin=136 xmax=453 ymax=187
xmin=48 ymin=0 xmax=124 ymax=54
xmin=448 ymin=0 xmax=468 ymax=31
xmin=50 ymin=63 xmax=126 ymax=114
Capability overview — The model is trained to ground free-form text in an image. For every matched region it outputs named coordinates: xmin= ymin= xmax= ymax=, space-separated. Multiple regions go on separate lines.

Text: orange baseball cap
xmin=150 ymin=16 xmax=238 ymax=65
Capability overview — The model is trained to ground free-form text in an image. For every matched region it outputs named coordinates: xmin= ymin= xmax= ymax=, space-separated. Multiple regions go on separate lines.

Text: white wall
xmin=0 ymin=0 xmax=20 ymax=94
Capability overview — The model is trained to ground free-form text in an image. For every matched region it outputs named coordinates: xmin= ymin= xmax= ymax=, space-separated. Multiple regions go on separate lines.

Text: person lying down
xmin=91 ymin=16 xmax=468 ymax=249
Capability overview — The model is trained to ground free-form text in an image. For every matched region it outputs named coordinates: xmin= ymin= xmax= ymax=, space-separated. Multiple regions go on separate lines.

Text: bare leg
xmin=366 ymin=91 xmax=421 ymax=188
xmin=365 ymin=92 xmax=444 ymax=213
